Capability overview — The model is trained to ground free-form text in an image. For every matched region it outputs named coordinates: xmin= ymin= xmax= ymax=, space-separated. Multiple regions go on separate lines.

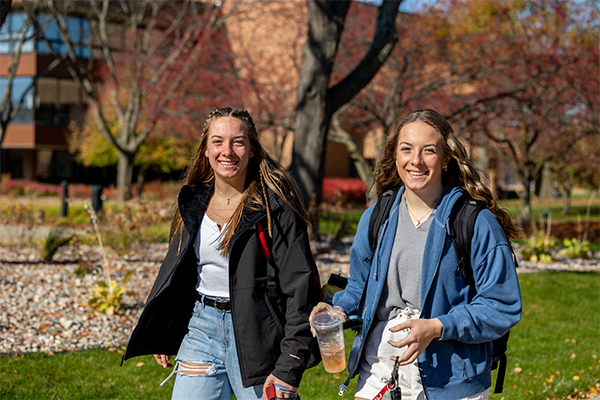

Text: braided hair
xmin=171 ymin=107 xmax=310 ymax=254
xmin=372 ymin=109 xmax=518 ymax=239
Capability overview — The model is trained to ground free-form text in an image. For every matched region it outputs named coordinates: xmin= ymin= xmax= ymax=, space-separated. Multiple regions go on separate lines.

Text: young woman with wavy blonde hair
xmin=311 ymin=109 xmax=522 ymax=400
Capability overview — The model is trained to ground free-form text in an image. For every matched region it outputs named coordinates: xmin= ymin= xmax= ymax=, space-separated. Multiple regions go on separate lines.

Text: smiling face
xmin=396 ymin=122 xmax=449 ymax=201
xmin=204 ymin=117 xmax=253 ymax=187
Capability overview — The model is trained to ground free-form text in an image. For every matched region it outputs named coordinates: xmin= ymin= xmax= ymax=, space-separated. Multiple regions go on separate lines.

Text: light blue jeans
xmin=168 ymin=299 xmax=264 ymax=400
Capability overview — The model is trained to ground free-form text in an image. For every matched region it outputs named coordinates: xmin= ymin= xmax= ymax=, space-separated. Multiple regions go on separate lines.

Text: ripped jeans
xmin=166 ymin=299 xmax=263 ymax=400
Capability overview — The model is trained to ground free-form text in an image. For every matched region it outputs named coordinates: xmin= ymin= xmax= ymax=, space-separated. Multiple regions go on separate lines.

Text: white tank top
xmin=194 ymin=214 xmax=230 ymax=298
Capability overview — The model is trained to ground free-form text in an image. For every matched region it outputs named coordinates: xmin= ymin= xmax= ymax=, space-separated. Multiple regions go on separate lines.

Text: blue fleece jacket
xmin=333 ymin=185 xmax=522 ymax=399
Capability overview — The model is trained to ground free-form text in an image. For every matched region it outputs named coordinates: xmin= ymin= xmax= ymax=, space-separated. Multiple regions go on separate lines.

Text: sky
xmin=399 ymin=0 xmax=439 ymax=14
xmin=361 ymin=0 xmax=440 ymax=14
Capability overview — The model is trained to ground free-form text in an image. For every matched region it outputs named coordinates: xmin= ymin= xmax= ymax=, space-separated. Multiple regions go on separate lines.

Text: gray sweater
xmin=377 ymin=198 xmax=437 ymax=321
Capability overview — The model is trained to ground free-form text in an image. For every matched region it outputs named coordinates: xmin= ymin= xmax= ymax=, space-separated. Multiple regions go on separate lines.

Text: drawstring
xmin=160 ymin=360 xmax=180 ymax=386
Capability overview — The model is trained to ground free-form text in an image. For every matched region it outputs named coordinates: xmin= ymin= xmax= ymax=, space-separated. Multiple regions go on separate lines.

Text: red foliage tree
xmin=440 ymin=0 xmax=599 ymax=225
xmin=330 ymin=0 xmax=598 ymax=226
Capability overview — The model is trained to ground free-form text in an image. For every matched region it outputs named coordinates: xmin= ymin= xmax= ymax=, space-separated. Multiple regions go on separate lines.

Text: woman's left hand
xmin=387 ymin=318 xmax=443 ymax=366
xmin=263 ymin=374 xmax=298 ymax=399
xmin=308 ymin=302 xmax=346 ymax=337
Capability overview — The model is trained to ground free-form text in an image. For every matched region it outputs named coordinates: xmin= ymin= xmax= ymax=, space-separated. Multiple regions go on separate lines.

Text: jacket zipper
xmin=340 ymin=287 xmax=372 ymax=395
xmin=417 ymin=229 xmax=446 ymax=400
xmin=341 ymin=215 xmax=391 ymax=393
xmin=227 ymin=214 xmax=268 ymax=388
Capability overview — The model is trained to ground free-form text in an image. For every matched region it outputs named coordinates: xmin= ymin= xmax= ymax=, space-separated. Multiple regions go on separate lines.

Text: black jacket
xmin=122 ymin=182 xmax=320 ymax=388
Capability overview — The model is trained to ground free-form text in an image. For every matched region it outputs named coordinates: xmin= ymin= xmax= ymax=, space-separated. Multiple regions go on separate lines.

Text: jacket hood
xmin=434 ymin=184 xmax=467 ymax=226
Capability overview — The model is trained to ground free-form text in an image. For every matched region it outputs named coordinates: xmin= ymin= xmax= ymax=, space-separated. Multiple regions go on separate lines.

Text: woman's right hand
xmin=308 ymin=302 xmax=346 ymax=337
xmin=153 ymin=354 xmax=174 ymax=368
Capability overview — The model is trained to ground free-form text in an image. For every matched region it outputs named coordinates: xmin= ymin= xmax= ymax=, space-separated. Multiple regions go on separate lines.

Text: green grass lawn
xmin=1 ymin=272 xmax=598 ymax=400
xmin=501 ymin=272 xmax=600 ymax=400
xmin=501 ymin=194 xmax=599 ymax=225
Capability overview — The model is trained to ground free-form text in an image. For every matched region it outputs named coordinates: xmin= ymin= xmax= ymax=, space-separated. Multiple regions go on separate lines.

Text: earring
xmin=443 ymin=165 xmax=448 ymax=171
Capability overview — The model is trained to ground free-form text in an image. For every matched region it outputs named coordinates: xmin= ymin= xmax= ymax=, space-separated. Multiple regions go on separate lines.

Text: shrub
xmin=521 ymin=231 xmax=557 ymax=263
xmin=41 ymin=228 xmax=75 ymax=262
xmin=68 ymin=183 xmax=93 ymax=198
xmin=4 ymin=179 xmax=61 ymax=197
xmin=560 ymin=238 xmax=592 ymax=259
xmin=141 ymin=180 xmax=179 ymax=199
xmin=86 ymin=205 xmax=133 ymax=315
xmin=87 ymin=276 xmax=132 ymax=316
xmin=100 ymin=200 xmax=172 ymax=255
xmin=68 ymin=184 xmax=117 ymax=200
xmin=322 ymin=178 xmax=367 ymax=206
xmin=2 ymin=180 xmax=179 ymax=201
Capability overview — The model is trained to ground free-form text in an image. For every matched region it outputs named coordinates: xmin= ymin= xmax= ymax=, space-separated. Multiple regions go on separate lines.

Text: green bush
xmin=87 ymin=273 xmax=134 ymax=316
xmin=560 ymin=238 xmax=592 ymax=259
xmin=319 ymin=210 xmax=362 ymax=237
xmin=521 ymin=232 xmax=557 ymax=263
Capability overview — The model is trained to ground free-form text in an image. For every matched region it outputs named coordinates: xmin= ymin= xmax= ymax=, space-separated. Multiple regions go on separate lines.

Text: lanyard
xmin=372 ymin=356 xmax=401 ymax=400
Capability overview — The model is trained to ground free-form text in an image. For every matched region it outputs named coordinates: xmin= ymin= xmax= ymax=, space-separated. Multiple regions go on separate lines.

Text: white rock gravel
xmin=0 ymin=239 xmax=597 ymax=355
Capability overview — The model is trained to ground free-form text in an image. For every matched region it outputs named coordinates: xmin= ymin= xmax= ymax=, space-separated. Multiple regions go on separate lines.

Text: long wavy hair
xmin=171 ymin=107 xmax=310 ymax=254
xmin=372 ymin=109 xmax=518 ymax=239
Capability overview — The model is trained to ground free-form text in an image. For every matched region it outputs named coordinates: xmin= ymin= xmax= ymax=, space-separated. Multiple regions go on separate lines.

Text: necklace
xmin=216 ymin=186 xmax=241 ymax=206
xmin=406 ymin=201 xmax=432 ymax=227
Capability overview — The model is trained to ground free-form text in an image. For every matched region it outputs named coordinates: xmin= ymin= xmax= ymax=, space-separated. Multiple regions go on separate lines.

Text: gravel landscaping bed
xmin=0 ymin=239 xmax=597 ymax=355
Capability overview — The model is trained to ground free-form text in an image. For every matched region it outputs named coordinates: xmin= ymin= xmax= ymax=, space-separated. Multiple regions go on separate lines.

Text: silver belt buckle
xmin=214 ymin=298 xmax=230 ymax=313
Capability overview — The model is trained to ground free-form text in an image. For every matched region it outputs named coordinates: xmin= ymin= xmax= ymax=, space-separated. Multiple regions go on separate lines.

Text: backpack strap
xmin=450 ymin=195 xmax=485 ymax=288
xmin=367 ymin=187 xmax=399 ymax=264
xmin=258 ymin=220 xmax=278 ymax=298
xmin=493 ymin=345 xmax=508 ymax=393
xmin=355 ymin=188 xmax=399 ymax=319
xmin=257 ymin=220 xmax=270 ymax=258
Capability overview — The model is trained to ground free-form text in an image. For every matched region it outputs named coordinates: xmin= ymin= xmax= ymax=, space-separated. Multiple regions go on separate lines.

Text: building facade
xmin=0 ymin=11 xmax=114 ymax=183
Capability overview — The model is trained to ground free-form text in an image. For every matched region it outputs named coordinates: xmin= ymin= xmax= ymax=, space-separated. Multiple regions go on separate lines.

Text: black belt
xmin=196 ymin=292 xmax=231 ymax=313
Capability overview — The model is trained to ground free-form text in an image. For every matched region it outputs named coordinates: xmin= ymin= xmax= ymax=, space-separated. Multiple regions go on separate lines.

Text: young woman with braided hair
xmin=124 ymin=107 xmax=320 ymax=399
xmin=310 ymin=109 xmax=522 ymax=400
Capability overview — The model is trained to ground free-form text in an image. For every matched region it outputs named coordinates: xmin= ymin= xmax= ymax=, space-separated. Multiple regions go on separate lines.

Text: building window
xmin=0 ymin=13 xmax=90 ymax=57
xmin=0 ymin=13 xmax=35 ymax=54
xmin=36 ymin=77 xmax=83 ymax=126
xmin=0 ymin=76 xmax=35 ymax=123
xmin=36 ymin=13 xmax=90 ymax=58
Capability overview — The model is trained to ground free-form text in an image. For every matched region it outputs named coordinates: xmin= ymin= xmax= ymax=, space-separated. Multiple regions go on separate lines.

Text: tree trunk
xmin=291 ymin=0 xmax=401 ymax=213
xmin=291 ymin=0 xmax=350 ymax=208
xmin=117 ymin=151 xmax=134 ymax=202
xmin=136 ymin=167 xmax=146 ymax=199
xmin=518 ymin=176 xmax=533 ymax=230
xmin=561 ymin=188 xmax=571 ymax=216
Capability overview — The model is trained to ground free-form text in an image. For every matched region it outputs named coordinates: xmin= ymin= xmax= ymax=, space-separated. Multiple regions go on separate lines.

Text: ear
xmin=444 ymin=154 xmax=452 ymax=166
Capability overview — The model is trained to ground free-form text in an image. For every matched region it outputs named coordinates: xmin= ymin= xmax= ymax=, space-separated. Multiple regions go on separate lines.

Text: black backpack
xmin=366 ymin=188 xmax=516 ymax=394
